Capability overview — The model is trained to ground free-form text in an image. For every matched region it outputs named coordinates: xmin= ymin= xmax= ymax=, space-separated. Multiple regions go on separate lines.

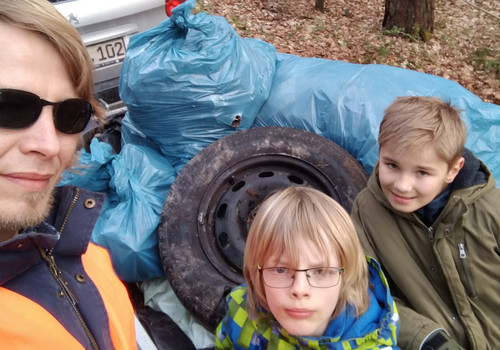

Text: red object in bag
xmin=165 ymin=0 xmax=185 ymax=16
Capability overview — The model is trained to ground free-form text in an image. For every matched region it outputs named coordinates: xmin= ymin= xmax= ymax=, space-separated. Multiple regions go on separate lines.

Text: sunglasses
xmin=0 ymin=88 xmax=93 ymax=134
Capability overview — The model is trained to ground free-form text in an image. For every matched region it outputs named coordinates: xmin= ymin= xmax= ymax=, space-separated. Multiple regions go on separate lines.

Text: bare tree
xmin=383 ymin=0 xmax=434 ymax=41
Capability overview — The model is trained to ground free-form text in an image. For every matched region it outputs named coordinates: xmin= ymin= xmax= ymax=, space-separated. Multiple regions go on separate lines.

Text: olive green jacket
xmin=351 ymin=153 xmax=500 ymax=349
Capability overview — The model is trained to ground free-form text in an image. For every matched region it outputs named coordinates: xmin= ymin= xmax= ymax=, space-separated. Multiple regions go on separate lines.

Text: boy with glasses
xmin=216 ymin=186 xmax=400 ymax=349
xmin=0 ymin=1 xmax=136 ymax=348
xmin=351 ymin=96 xmax=500 ymax=349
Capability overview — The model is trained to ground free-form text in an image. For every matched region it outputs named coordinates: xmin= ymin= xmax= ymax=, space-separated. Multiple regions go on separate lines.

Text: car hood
xmin=54 ymin=0 xmax=164 ymax=28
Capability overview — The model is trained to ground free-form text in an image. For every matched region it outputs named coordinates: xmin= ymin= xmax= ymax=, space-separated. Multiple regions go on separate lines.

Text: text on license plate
xmin=87 ymin=37 xmax=126 ymax=67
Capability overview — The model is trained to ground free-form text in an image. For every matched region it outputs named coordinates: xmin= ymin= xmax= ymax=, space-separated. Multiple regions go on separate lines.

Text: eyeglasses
xmin=258 ymin=266 xmax=344 ymax=288
xmin=0 ymin=88 xmax=93 ymax=134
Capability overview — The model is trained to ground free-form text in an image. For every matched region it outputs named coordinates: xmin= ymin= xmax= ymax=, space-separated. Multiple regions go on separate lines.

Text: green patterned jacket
xmin=215 ymin=257 xmax=399 ymax=349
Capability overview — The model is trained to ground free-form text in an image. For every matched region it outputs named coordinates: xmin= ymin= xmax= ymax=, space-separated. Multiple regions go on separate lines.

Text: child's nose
xmin=394 ymin=173 xmax=413 ymax=192
xmin=290 ymin=271 xmax=311 ymax=298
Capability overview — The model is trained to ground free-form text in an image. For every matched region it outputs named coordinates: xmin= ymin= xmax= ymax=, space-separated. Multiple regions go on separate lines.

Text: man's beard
xmin=0 ymin=191 xmax=55 ymax=238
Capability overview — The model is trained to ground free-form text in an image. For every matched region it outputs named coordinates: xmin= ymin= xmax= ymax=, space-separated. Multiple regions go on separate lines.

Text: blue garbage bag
xmin=60 ymin=139 xmax=176 ymax=281
xmin=253 ymin=53 xmax=500 ymax=182
xmin=119 ymin=0 xmax=277 ymax=171
xmin=60 ymin=139 xmax=114 ymax=192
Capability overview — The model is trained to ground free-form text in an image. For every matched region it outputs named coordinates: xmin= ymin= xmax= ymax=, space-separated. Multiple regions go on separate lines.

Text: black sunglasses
xmin=0 ymin=88 xmax=93 ymax=134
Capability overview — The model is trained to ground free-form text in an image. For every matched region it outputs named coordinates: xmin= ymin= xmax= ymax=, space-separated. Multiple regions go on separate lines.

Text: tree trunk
xmin=315 ymin=0 xmax=325 ymax=13
xmin=383 ymin=0 xmax=434 ymax=41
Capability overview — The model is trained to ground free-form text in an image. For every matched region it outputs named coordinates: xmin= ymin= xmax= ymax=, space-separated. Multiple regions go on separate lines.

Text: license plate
xmin=87 ymin=37 xmax=127 ymax=67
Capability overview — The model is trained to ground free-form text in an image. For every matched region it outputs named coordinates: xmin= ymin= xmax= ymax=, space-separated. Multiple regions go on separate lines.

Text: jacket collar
xmin=0 ymin=186 xmax=104 ymax=285
xmin=450 ymin=148 xmax=488 ymax=191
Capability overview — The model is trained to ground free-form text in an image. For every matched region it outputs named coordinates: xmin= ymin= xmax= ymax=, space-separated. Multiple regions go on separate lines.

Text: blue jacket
xmin=0 ymin=186 xmax=136 ymax=349
xmin=216 ymin=257 xmax=400 ymax=349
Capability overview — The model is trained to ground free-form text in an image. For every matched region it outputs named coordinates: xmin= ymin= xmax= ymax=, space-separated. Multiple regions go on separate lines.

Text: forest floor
xmin=195 ymin=0 xmax=500 ymax=105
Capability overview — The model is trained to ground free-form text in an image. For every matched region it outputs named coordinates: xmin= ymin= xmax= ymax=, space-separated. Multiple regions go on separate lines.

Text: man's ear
xmin=446 ymin=156 xmax=465 ymax=183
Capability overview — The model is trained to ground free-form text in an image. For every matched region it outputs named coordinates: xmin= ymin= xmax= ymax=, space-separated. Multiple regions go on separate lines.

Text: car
xmin=51 ymin=0 xmax=167 ymax=118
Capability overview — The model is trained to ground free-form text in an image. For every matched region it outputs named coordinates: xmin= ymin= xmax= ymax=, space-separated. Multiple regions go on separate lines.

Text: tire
xmin=158 ymin=126 xmax=368 ymax=331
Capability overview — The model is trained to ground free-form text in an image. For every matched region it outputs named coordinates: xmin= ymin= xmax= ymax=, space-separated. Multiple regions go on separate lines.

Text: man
xmin=0 ymin=1 xmax=137 ymax=348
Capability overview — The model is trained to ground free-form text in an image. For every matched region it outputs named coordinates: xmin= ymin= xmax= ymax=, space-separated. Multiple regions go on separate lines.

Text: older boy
xmin=351 ymin=96 xmax=500 ymax=349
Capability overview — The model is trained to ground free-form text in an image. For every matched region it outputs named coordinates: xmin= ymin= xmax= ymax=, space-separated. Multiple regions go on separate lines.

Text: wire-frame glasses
xmin=258 ymin=266 xmax=344 ymax=288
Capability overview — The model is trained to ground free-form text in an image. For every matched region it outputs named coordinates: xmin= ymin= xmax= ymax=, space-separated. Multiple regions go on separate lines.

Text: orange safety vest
xmin=0 ymin=243 xmax=137 ymax=350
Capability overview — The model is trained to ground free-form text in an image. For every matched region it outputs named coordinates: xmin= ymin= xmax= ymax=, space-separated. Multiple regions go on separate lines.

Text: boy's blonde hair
xmin=243 ymin=186 xmax=369 ymax=321
xmin=0 ymin=0 xmax=104 ymax=123
xmin=379 ymin=96 xmax=466 ymax=165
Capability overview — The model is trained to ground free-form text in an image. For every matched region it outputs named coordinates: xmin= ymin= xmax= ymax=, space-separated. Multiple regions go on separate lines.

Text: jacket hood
xmin=450 ymin=148 xmax=489 ymax=192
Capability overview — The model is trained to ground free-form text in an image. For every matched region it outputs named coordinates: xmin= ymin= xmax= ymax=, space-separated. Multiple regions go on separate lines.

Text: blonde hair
xmin=379 ymin=96 xmax=466 ymax=165
xmin=243 ymin=186 xmax=369 ymax=321
xmin=0 ymin=0 xmax=104 ymax=123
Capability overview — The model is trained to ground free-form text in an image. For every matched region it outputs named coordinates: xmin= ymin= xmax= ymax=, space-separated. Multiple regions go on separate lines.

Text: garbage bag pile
xmin=60 ymin=0 xmax=500 ymax=282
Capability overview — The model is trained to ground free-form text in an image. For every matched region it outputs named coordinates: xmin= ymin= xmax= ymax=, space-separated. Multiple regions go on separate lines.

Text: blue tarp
xmin=61 ymin=0 xmax=500 ymax=281
xmin=252 ymin=54 xmax=500 ymax=178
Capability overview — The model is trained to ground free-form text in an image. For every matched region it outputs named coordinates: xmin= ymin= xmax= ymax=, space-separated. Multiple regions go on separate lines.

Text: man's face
xmin=378 ymin=144 xmax=463 ymax=213
xmin=0 ymin=23 xmax=80 ymax=241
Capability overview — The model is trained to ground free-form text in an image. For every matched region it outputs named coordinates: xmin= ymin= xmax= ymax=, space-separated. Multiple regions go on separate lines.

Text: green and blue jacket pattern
xmin=215 ymin=257 xmax=399 ymax=349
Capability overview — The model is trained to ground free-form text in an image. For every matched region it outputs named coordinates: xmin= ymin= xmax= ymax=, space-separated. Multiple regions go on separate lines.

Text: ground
xmin=195 ymin=0 xmax=500 ymax=105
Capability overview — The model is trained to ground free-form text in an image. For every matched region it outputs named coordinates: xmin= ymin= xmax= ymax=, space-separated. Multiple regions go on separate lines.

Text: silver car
xmin=52 ymin=0 xmax=166 ymax=118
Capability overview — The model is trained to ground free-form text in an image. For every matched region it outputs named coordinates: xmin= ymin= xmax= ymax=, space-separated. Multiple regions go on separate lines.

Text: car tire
xmin=158 ymin=126 xmax=368 ymax=331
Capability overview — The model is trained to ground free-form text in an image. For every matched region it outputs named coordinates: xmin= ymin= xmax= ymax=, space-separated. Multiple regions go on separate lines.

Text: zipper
xmin=37 ymin=245 xmax=99 ymax=350
xmin=46 ymin=187 xmax=79 ymax=257
xmin=37 ymin=187 xmax=100 ymax=350
xmin=458 ymin=243 xmax=477 ymax=297
xmin=44 ymin=250 xmax=79 ymax=305
xmin=458 ymin=243 xmax=466 ymax=259
xmin=427 ymin=226 xmax=434 ymax=243
xmin=58 ymin=187 xmax=80 ymax=236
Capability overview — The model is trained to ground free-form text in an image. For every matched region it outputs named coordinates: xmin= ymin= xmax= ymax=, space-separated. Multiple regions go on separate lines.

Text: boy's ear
xmin=445 ymin=157 xmax=465 ymax=183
